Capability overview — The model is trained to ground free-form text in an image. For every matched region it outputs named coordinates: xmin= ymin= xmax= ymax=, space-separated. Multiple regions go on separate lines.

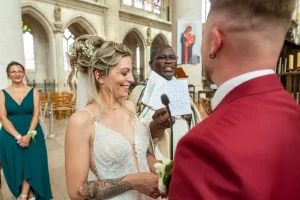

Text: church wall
xmin=25 ymin=17 xmax=50 ymax=82
xmin=119 ymin=23 xmax=171 ymax=45
xmin=120 ymin=20 xmax=171 ymax=79
xmin=21 ymin=0 xmax=105 ymax=90
xmin=19 ymin=0 xmax=172 ymax=90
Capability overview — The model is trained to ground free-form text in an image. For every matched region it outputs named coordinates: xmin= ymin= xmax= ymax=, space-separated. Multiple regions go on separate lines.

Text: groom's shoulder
xmin=185 ymin=107 xmax=239 ymax=142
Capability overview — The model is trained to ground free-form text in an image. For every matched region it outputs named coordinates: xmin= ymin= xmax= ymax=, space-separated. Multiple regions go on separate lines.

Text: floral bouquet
xmin=154 ymin=159 xmax=174 ymax=194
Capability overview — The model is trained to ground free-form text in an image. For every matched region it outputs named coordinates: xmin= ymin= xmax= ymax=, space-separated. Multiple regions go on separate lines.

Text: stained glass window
xmin=123 ymin=0 xmax=132 ymax=6
xmin=22 ymin=21 xmax=32 ymax=33
xmin=153 ymin=0 xmax=161 ymax=14
xmin=136 ymin=44 xmax=140 ymax=75
xmin=134 ymin=0 xmax=143 ymax=9
xmin=123 ymin=0 xmax=162 ymax=14
xmin=63 ymin=29 xmax=75 ymax=71
xmin=22 ymin=22 xmax=35 ymax=70
xmin=144 ymin=0 xmax=152 ymax=11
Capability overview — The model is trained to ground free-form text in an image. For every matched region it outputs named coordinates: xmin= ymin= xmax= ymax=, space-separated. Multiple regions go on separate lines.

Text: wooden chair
xmin=198 ymin=90 xmax=214 ymax=102
xmin=51 ymin=94 xmax=74 ymax=119
xmin=188 ymin=84 xmax=196 ymax=102
xmin=284 ymin=72 xmax=300 ymax=105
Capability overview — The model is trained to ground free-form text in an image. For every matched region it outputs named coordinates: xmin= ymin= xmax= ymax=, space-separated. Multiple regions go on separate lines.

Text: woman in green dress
xmin=0 ymin=61 xmax=52 ymax=200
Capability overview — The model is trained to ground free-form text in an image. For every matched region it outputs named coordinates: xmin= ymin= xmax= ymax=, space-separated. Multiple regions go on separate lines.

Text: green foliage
xmin=162 ymin=160 xmax=173 ymax=194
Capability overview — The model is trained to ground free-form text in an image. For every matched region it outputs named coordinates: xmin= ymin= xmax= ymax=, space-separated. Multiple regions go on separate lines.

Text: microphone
xmin=161 ymin=94 xmax=170 ymax=106
xmin=161 ymin=94 xmax=174 ymax=160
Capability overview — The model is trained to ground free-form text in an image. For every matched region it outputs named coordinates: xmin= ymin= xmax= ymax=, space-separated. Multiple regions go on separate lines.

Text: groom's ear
xmin=94 ymin=70 xmax=105 ymax=85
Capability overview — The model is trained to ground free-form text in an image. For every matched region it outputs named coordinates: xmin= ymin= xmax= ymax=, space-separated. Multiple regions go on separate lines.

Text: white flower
xmin=154 ymin=160 xmax=173 ymax=194
xmin=27 ymin=130 xmax=37 ymax=142
xmin=158 ymin=176 xmax=166 ymax=193
xmin=164 ymin=158 xmax=172 ymax=165
xmin=154 ymin=162 xmax=166 ymax=174
xmin=31 ymin=130 xmax=37 ymax=136
xmin=69 ymin=44 xmax=77 ymax=56
xmin=81 ymin=44 xmax=94 ymax=57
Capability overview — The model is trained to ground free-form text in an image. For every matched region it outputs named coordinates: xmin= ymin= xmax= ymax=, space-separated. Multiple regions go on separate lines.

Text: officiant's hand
xmin=153 ymin=107 xmax=175 ymax=128
xmin=150 ymin=108 xmax=176 ymax=138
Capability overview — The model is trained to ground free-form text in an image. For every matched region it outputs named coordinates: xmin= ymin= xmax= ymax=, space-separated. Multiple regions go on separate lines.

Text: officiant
xmin=129 ymin=44 xmax=202 ymax=161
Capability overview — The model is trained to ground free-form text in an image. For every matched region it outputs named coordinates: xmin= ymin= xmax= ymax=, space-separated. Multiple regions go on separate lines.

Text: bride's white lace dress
xmin=90 ymin=111 xmax=155 ymax=200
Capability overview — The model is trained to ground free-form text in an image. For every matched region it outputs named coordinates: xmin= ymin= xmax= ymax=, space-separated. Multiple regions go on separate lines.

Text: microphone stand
xmin=166 ymin=105 xmax=174 ymax=160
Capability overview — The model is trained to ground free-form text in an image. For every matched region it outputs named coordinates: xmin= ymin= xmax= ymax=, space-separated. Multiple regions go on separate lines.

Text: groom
xmin=169 ymin=0 xmax=300 ymax=199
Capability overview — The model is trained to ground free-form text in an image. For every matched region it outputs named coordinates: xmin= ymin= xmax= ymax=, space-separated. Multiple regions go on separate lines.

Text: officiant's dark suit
xmin=168 ymin=0 xmax=300 ymax=199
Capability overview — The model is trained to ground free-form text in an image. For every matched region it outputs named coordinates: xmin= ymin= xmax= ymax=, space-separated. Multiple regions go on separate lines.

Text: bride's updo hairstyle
xmin=67 ymin=35 xmax=133 ymax=115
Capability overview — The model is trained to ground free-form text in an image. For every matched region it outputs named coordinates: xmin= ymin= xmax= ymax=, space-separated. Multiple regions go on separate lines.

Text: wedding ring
xmin=154 ymin=192 xmax=159 ymax=196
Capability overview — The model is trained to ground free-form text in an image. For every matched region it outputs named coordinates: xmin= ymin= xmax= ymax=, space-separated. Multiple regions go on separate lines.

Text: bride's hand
xmin=124 ymin=172 xmax=160 ymax=199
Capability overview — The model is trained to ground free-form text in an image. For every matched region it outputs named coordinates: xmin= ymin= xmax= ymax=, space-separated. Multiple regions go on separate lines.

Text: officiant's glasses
xmin=153 ymin=55 xmax=178 ymax=63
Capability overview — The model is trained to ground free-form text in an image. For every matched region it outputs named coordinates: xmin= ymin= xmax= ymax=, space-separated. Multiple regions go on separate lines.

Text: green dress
xmin=0 ymin=88 xmax=52 ymax=200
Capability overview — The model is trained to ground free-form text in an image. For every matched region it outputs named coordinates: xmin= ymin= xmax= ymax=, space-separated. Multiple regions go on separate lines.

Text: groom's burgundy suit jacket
xmin=169 ymin=74 xmax=300 ymax=200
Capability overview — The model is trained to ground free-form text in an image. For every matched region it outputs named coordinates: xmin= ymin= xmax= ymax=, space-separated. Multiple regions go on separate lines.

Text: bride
xmin=65 ymin=35 xmax=162 ymax=200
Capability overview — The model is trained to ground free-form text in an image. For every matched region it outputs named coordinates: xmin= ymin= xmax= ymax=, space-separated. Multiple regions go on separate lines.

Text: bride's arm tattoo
xmin=77 ymin=176 xmax=133 ymax=199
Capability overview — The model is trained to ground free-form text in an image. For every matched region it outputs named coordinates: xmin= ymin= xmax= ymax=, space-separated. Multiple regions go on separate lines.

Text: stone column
xmin=104 ymin=0 xmax=120 ymax=42
xmin=53 ymin=22 xmax=65 ymax=92
xmin=144 ymin=25 xmax=153 ymax=79
xmin=296 ymin=1 xmax=300 ymax=44
xmin=0 ymin=0 xmax=24 ymax=89
xmin=145 ymin=45 xmax=152 ymax=78
xmin=171 ymin=0 xmax=203 ymax=101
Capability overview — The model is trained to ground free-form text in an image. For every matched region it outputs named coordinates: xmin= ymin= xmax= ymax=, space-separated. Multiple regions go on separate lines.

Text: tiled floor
xmin=0 ymin=118 xmax=70 ymax=200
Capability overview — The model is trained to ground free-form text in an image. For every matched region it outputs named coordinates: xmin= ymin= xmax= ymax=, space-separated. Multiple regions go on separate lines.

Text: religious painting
xmin=177 ymin=19 xmax=201 ymax=64
xmin=153 ymin=0 xmax=161 ymax=6
xmin=153 ymin=0 xmax=161 ymax=13
xmin=144 ymin=0 xmax=152 ymax=11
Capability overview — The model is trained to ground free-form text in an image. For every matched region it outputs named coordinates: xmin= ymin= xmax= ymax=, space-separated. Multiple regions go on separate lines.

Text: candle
xmin=284 ymin=58 xmax=287 ymax=73
xmin=289 ymin=55 xmax=294 ymax=70
xmin=297 ymin=52 xmax=300 ymax=67
xmin=277 ymin=57 xmax=282 ymax=74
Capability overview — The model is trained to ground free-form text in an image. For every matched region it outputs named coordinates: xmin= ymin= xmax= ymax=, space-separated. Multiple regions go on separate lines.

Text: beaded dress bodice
xmin=81 ymin=107 xmax=154 ymax=200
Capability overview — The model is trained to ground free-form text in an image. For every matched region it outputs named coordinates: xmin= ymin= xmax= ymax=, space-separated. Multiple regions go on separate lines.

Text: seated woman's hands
xmin=17 ymin=135 xmax=31 ymax=148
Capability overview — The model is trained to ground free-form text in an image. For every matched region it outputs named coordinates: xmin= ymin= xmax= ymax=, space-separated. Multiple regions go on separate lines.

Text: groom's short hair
xmin=209 ymin=0 xmax=296 ymax=31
